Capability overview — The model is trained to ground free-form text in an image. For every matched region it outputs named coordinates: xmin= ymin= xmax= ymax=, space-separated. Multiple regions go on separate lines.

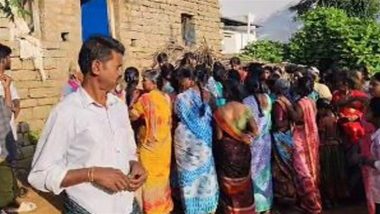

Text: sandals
xmin=17 ymin=187 xmax=28 ymax=198
xmin=3 ymin=202 xmax=37 ymax=213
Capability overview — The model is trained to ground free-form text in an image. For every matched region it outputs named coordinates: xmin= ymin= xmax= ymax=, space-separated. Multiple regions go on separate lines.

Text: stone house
xmin=0 ymin=0 xmax=222 ymax=131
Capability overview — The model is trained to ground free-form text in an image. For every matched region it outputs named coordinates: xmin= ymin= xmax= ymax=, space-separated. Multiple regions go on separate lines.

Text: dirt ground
xmin=19 ymin=185 xmax=367 ymax=214
xmin=19 ymin=186 xmax=61 ymax=214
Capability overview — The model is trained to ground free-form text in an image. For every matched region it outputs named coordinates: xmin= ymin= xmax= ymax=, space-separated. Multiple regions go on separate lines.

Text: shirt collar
xmin=371 ymin=128 xmax=380 ymax=141
xmin=78 ymin=87 xmax=118 ymax=108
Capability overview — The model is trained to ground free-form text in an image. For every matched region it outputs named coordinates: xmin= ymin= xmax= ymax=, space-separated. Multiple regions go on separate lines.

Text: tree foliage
xmin=290 ymin=0 xmax=380 ymax=20
xmin=0 ymin=0 xmax=30 ymax=21
xmin=287 ymin=7 xmax=380 ymax=72
xmin=240 ymin=40 xmax=286 ymax=63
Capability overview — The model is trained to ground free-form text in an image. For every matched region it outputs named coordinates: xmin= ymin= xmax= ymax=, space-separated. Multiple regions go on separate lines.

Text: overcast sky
xmin=220 ymin=0 xmax=297 ymax=21
xmin=220 ymin=0 xmax=299 ymax=22
xmin=220 ymin=0 xmax=301 ymax=41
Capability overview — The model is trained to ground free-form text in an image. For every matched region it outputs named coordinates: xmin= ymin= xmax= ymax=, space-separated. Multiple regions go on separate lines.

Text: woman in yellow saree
xmin=130 ymin=69 xmax=173 ymax=214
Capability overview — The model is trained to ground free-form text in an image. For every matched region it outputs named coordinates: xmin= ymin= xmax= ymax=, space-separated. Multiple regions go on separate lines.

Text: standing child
xmin=316 ymin=99 xmax=348 ymax=208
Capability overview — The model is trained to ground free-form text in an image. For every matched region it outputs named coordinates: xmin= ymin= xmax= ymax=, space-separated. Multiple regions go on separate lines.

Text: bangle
xmin=87 ymin=168 xmax=91 ymax=182
xmin=90 ymin=167 xmax=95 ymax=183
xmin=87 ymin=167 xmax=95 ymax=183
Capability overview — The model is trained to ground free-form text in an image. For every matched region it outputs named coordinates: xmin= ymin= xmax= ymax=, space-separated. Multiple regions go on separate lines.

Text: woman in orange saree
xmin=130 ymin=70 xmax=173 ymax=214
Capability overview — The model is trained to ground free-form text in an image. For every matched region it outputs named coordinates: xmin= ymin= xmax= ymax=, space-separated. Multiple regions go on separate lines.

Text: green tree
xmin=0 ymin=0 xmax=30 ymax=21
xmin=290 ymin=0 xmax=380 ymax=20
xmin=287 ymin=7 xmax=380 ymax=72
xmin=240 ymin=40 xmax=286 ymax=63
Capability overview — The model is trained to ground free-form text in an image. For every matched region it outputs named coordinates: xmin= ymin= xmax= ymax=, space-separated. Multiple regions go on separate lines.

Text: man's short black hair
xmin=0 ymin=44 xmax=12 ymax=60
xmin=78 ymin=36 xmax=125 ymax=75
xmin=230 ymin=57 xmax=241 ymax=66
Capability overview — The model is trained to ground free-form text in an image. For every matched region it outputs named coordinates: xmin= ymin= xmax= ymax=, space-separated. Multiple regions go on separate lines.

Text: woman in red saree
xmin=283 ymin=76 xmax=322 ymax=213
xmin=331 ymin=72 xmax=368 ymax=145
xmin=332 ymin=71 xmax=371 ymax=211
xmin=214 ymin=80 xmax=259 ymax=214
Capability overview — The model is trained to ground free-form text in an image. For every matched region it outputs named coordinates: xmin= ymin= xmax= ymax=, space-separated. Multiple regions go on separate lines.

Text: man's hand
xmin=0 ymin=74 xmax=13 ymax=108
xmin=0 ymin=74 xmax=12 ymax=89
xmin=92 ymin=167 xmax=133 ymax=193
xmin=128 ymin=161 xmax=147 ymax=191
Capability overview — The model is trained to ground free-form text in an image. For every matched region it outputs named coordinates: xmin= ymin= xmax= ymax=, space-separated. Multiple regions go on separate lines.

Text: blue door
xmin=81 ymin=0 xmax=110 ymax=41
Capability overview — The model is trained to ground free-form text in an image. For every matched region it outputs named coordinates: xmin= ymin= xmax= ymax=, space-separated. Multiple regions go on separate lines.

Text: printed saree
xmin=214 ymin=107 xmax=256 ymax=214
xmin=243 ymin=95 xmax=273 ymax=212
xmin=173 ymin=89 xmax=219 ymax=214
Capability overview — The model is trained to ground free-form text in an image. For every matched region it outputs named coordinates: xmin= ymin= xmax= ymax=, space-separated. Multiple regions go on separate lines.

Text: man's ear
xmin=91 ymin=60 xmax=102 ymax=76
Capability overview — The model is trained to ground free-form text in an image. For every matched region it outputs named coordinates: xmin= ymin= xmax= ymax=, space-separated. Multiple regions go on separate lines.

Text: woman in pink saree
xmin=282 ymin=76 xmax=322 ymax=213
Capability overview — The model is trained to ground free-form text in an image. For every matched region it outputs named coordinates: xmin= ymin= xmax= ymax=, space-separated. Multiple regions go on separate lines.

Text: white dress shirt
xmin=0 ymin=82 xmax=19 ymax=100
xmin=28 ymin=87 xmax=137 ymax=214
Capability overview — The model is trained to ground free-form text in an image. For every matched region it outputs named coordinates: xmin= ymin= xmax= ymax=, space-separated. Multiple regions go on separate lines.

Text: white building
xmin=220 ymin=0 xmax=300 ymax=43
xmin=221 ymin=17 xmax=260 ymax=54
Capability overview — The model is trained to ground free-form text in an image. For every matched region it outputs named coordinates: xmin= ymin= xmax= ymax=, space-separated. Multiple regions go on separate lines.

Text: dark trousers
xmin=63 ymin=194 xmax=142 ymax=214
xmin=376 ymin=203 xmax=380 ymax=214
xmin=5 ymin=131 xmax=17 ymax=166
xmin=0 ymin=161 xmax=17 ymax=208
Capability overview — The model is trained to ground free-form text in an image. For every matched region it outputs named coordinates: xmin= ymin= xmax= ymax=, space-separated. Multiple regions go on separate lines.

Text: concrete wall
xmin=0 ymin=0 xmax=82 ymax=131
xmin=222 ymin=30 xmax=256 ymax=54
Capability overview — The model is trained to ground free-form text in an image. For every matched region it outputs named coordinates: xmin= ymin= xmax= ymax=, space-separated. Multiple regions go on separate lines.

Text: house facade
xmin=0 ymin=0 xmax=222 ymax=131
xmin=221 ymin=17 xmax=259 ymax=54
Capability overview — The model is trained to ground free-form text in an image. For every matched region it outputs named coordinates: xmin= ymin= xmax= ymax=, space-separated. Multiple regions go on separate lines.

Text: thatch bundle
xmin=152 ymin=37 xmax=223 ymax=70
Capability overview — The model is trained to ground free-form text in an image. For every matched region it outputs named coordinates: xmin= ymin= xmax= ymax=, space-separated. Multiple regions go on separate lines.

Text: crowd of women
xmin=64 ymin=52 xmax=380 ymax=214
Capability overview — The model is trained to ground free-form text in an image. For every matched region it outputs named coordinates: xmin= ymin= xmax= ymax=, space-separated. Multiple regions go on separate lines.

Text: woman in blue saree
xmin=270 ymin=79 xmax=298 ymax=204
xmin=173 ymin=67 xmax=219 ymax=214
xmin=243 ymin=72 xmax=273 ymax=213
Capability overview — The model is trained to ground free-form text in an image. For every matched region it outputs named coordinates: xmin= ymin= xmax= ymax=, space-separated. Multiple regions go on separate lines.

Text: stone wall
xmin=119 ymin=0 xmax=222 ymax=68
xmin=0 ymin=0 xmax=82 ymax=131
xmin=0 ymin=0 xmax=222 ymax=132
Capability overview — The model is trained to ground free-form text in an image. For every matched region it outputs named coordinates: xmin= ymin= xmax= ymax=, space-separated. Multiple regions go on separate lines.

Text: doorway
xmin=80 ymin=0 xmax=111 ymax=41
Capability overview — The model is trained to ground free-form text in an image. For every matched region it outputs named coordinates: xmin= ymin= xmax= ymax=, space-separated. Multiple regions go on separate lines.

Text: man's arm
xmin=28 ymin=107 xmax=73 ymax=194
xmin=12 ymin=99 xmax=20 ymax=118
xmin=61 ymin=167 xmax=134 ymax=193
xmin=9 ymin=82 xmax=20 ymax=118
xmin=28 ymin=107 xmax=135 ymax=194
xmin=1 ymin=74 xmax=13 ymax=108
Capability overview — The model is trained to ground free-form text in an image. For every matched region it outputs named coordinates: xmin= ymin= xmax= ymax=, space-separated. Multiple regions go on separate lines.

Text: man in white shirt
xmin=28 ymin=36 xmax=147 ymax=214
xmin=1 ymin=44 xmax=37 ymax=213
xmin=0 ymin=44 xmax=20 ymax=165
xmin=0 ymin=44 xmax=16 ymax=210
